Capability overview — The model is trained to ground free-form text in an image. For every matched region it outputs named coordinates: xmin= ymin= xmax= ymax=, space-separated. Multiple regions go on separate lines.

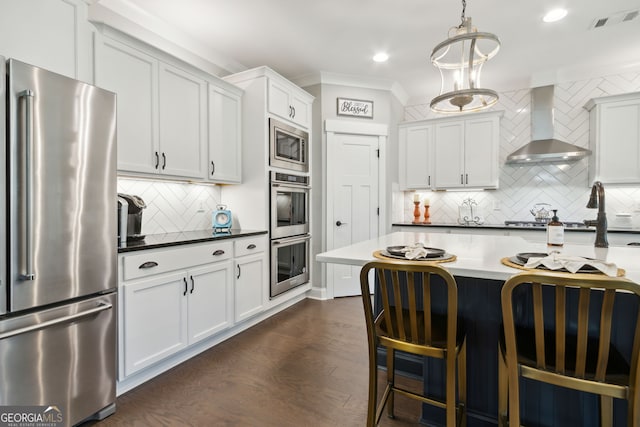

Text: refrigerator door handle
xmin=0 ymin=302 xmax=113 ymax=340
xmin=19 ymin=89 xmax=35 ymax=281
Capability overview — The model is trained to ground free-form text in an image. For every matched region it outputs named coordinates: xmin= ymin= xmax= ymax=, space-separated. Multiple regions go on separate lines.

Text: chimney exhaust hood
xmin=506 ymin=85 xmax=591 ymax=164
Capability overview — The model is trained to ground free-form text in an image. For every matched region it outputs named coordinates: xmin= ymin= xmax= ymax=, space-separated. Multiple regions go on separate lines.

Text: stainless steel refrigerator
xmin=0 ymin=58 xmax=117 ymax=426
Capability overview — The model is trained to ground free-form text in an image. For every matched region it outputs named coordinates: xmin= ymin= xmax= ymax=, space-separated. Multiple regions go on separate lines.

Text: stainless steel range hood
xmin=506 ymin=85 xmax=591 ymax=164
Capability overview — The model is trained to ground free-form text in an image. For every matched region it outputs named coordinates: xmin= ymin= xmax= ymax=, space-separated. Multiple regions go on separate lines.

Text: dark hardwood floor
xmin=90 ymin=297 xmax=425 ymax=426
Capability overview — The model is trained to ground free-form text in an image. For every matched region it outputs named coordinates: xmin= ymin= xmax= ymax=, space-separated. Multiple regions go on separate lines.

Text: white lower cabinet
xmin=123 ymin=271 xmax=188 ymax=377
xmin=187 ymin=262 xmax=234 ymax=343
xmin=234 ymin=236 xmax=268 ymax=322
xmin=119 ymin=236 xmax=267 ymax=380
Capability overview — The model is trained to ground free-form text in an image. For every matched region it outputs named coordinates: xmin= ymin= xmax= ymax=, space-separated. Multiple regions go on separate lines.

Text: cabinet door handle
xmin=237 ymin=265 xmax=241 ymax=279
xmin=289 ymin=106 xmax=293 ymax=118
xmin=211 ymin=161 xmax=215 ymax=176
xmin=460 ymin=174 xmax=464 ymax=184
xmin=428 ymin=176 xmax=431 ymax=186
xmin=292 ymin=106 xmax=296 ymax=118
xmin=190 ymin=276 xmax=194 ymax=294
xmin=162 ymin=152 xmax=167 ymax=170
xmin=465 ymin=174 xmax=468 ymax=184
xmin=212 ymin=249 xmax=225 ymax=256
xmin=183 ymin=277 xmax=188 ymax=296
xmin=154 ymin=151 xmax=159 ymax=169
xmin=139 ymin=261 xmax=159 ymax=269
xmin=247 ymin=244 xmax=256 ymax=250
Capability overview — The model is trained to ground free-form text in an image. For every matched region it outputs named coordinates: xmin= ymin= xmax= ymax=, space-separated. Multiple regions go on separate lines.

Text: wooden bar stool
xmin=359 ymin=259 xmax=467 ymax=426
xmin=498 ymin=270 xmax=640 ymax=426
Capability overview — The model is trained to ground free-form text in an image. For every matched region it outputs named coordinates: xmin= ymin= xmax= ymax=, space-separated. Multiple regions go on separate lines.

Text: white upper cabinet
xmin=463 ymin=115 xmax=500 ymax=188
xmin=399 ymin=124 xmax=434 ymax=190
xmin=96 ymin=38 xmax=158 ymax=174
xmin=95 ymin=30 xmax=240 ymax=182
xmin=585 ymin=92 xmax=640 ymax=184
xmin=268 ymin=78 xmax=311 ymax=128
xmin=433 ymin=112 xmax=500 ymax=189
xmin=207 ymin=85 xmax=243 ymax=183
xmin=158 ymin=63 xmax=206 ymax=179
xmin=0 ymin=0 xmax=92 ymax=82
xmin=434 ymin=121 xmax=466 ymax=188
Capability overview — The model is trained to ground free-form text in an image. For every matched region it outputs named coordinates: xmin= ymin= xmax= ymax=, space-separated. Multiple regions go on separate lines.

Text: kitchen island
xmin=317 ymin=232 xmax=640 ymax=426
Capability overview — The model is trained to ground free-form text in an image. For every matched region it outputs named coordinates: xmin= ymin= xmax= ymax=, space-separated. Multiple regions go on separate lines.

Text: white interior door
xmin=327 ymin=131 xmax=380 ymax=297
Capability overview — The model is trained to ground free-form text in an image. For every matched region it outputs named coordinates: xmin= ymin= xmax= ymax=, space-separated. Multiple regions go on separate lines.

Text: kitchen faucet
xmin=584 ymin=181 xmax=608 ymax=248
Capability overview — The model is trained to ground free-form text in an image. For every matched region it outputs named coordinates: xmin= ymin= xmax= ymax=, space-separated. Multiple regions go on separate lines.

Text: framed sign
xmin=337 ymin=97 xmax=374 ymax=119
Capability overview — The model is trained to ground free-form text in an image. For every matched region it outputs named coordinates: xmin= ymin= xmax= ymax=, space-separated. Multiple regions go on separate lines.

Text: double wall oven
xmin=269 ymin=171 xmax=310 ymax=298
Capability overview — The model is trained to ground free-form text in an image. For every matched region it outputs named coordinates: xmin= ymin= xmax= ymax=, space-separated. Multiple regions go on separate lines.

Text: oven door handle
xmin=271 ymin=235 xmax=311 ymax=246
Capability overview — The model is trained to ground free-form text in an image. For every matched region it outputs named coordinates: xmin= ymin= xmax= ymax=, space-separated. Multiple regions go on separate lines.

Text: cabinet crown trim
xmin=399 ymin=110 xmax=504 ymax=127
xmin=584 ymin=91 xmax=640 ymax=111
xmin=223 ymin=66 xmax=314 ymax=102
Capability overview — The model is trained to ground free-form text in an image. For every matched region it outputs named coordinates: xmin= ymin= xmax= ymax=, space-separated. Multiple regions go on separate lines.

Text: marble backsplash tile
xmin=398 ymin=71 xmax=640 ymax=229
xmin=117 ymin=178 xmax=221 ymax=235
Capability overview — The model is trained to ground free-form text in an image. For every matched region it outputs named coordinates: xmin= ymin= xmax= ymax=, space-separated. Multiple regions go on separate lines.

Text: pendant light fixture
xmin=430 ymin=0 xmax=501 ymax=113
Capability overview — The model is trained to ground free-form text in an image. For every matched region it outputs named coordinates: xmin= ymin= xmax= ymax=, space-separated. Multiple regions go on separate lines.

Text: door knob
xmin=336 ymin=221 xmax=348 ymax=227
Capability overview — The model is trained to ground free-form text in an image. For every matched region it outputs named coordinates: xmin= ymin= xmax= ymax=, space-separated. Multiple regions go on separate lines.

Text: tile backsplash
xmin=118 ymin=178 xmax=221 ymax=235
xmin=398 ymin=71 xmax=640 ymax=228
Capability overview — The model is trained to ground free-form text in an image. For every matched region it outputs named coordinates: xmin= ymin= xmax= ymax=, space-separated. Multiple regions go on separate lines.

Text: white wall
xmin=398 ymin=71 xmax=640 ymax=228
xmin=304 ymin=82 xmax=404 ymax=297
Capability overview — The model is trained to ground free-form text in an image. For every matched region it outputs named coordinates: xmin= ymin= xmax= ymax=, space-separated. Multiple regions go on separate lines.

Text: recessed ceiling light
xmin=373 ymin=52 xmax=389 ymax=63
xmin=543 ymin=8 xmax=568 ymax=23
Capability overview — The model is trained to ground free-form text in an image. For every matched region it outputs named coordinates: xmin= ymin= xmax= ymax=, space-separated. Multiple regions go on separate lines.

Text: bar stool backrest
xmin=360 ymin=260 xmax=459 ymax=355
xmin=502 ymin=270 xmax=640 ymax=389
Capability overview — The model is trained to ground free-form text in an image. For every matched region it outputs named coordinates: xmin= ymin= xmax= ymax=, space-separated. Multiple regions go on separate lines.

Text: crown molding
xmin=293 ymin=71 xmax=409 ymax=105
xmin=89 ymin=0 xmax=246 ymax=76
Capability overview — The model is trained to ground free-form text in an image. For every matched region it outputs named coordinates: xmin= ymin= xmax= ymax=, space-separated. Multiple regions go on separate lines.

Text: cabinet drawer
xmin=122 ymin=241 xmax=233 ymax=281
xmin=234 ymin=236 xmax=266 ymax=257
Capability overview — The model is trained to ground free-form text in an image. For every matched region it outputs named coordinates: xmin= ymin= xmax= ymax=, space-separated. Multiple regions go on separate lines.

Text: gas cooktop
xmin=504 ymin=220 xmax=586 ymax=228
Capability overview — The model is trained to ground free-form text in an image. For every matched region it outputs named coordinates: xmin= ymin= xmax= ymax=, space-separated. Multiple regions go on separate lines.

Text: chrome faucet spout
xmin=584 ymin=181 xmax=608 ymax=248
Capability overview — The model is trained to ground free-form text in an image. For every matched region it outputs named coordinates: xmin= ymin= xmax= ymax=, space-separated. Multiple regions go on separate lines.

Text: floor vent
xmin=590 ymin=9 xmax=639 ymax=29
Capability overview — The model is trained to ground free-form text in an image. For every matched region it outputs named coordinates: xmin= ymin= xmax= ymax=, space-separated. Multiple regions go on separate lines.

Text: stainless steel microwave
xmin=269 ymin=118 xmax=308 ymax=172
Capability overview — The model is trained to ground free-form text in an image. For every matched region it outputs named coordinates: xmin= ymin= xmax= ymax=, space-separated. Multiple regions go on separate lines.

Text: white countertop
xmin=316 ymin=231 xmax=640 ymax=282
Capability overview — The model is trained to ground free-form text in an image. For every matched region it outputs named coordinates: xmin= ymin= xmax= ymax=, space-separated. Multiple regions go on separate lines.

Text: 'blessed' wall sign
xmin=337 ymin=98 xmax=373 ymax=118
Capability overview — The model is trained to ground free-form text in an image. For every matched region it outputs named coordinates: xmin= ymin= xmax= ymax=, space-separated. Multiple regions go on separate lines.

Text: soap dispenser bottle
xmin=547 ymin=209 xmax=564 ymax=247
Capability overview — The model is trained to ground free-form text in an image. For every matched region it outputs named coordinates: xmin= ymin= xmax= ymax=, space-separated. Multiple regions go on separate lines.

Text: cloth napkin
xmin=524 ymin=252 xmax=618 ymax=276
xmin=400 ymin=243 xmax=431 ymax=260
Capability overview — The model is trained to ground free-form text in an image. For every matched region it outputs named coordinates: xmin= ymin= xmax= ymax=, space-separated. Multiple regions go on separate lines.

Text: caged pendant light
xmin=430 ymin=0 xmax=501 ymax=113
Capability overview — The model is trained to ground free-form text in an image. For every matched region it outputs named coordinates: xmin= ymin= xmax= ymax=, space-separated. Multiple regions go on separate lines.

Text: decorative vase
xmin=423 ymin=205 xmax=431 ymax=224
xmin=412 ymin=201 xmax=421 ymax=224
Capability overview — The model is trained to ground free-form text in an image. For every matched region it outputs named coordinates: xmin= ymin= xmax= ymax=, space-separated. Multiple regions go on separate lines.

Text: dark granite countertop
xmin=392 ymin=222 xmax=640 ymax=234
xmin=118 ymin=229 xmax=268 ymax=253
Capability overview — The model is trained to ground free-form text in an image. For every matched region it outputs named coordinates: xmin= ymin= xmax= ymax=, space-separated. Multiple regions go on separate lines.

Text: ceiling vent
xmin=590 ymin=9 xmax=639 ymax=29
